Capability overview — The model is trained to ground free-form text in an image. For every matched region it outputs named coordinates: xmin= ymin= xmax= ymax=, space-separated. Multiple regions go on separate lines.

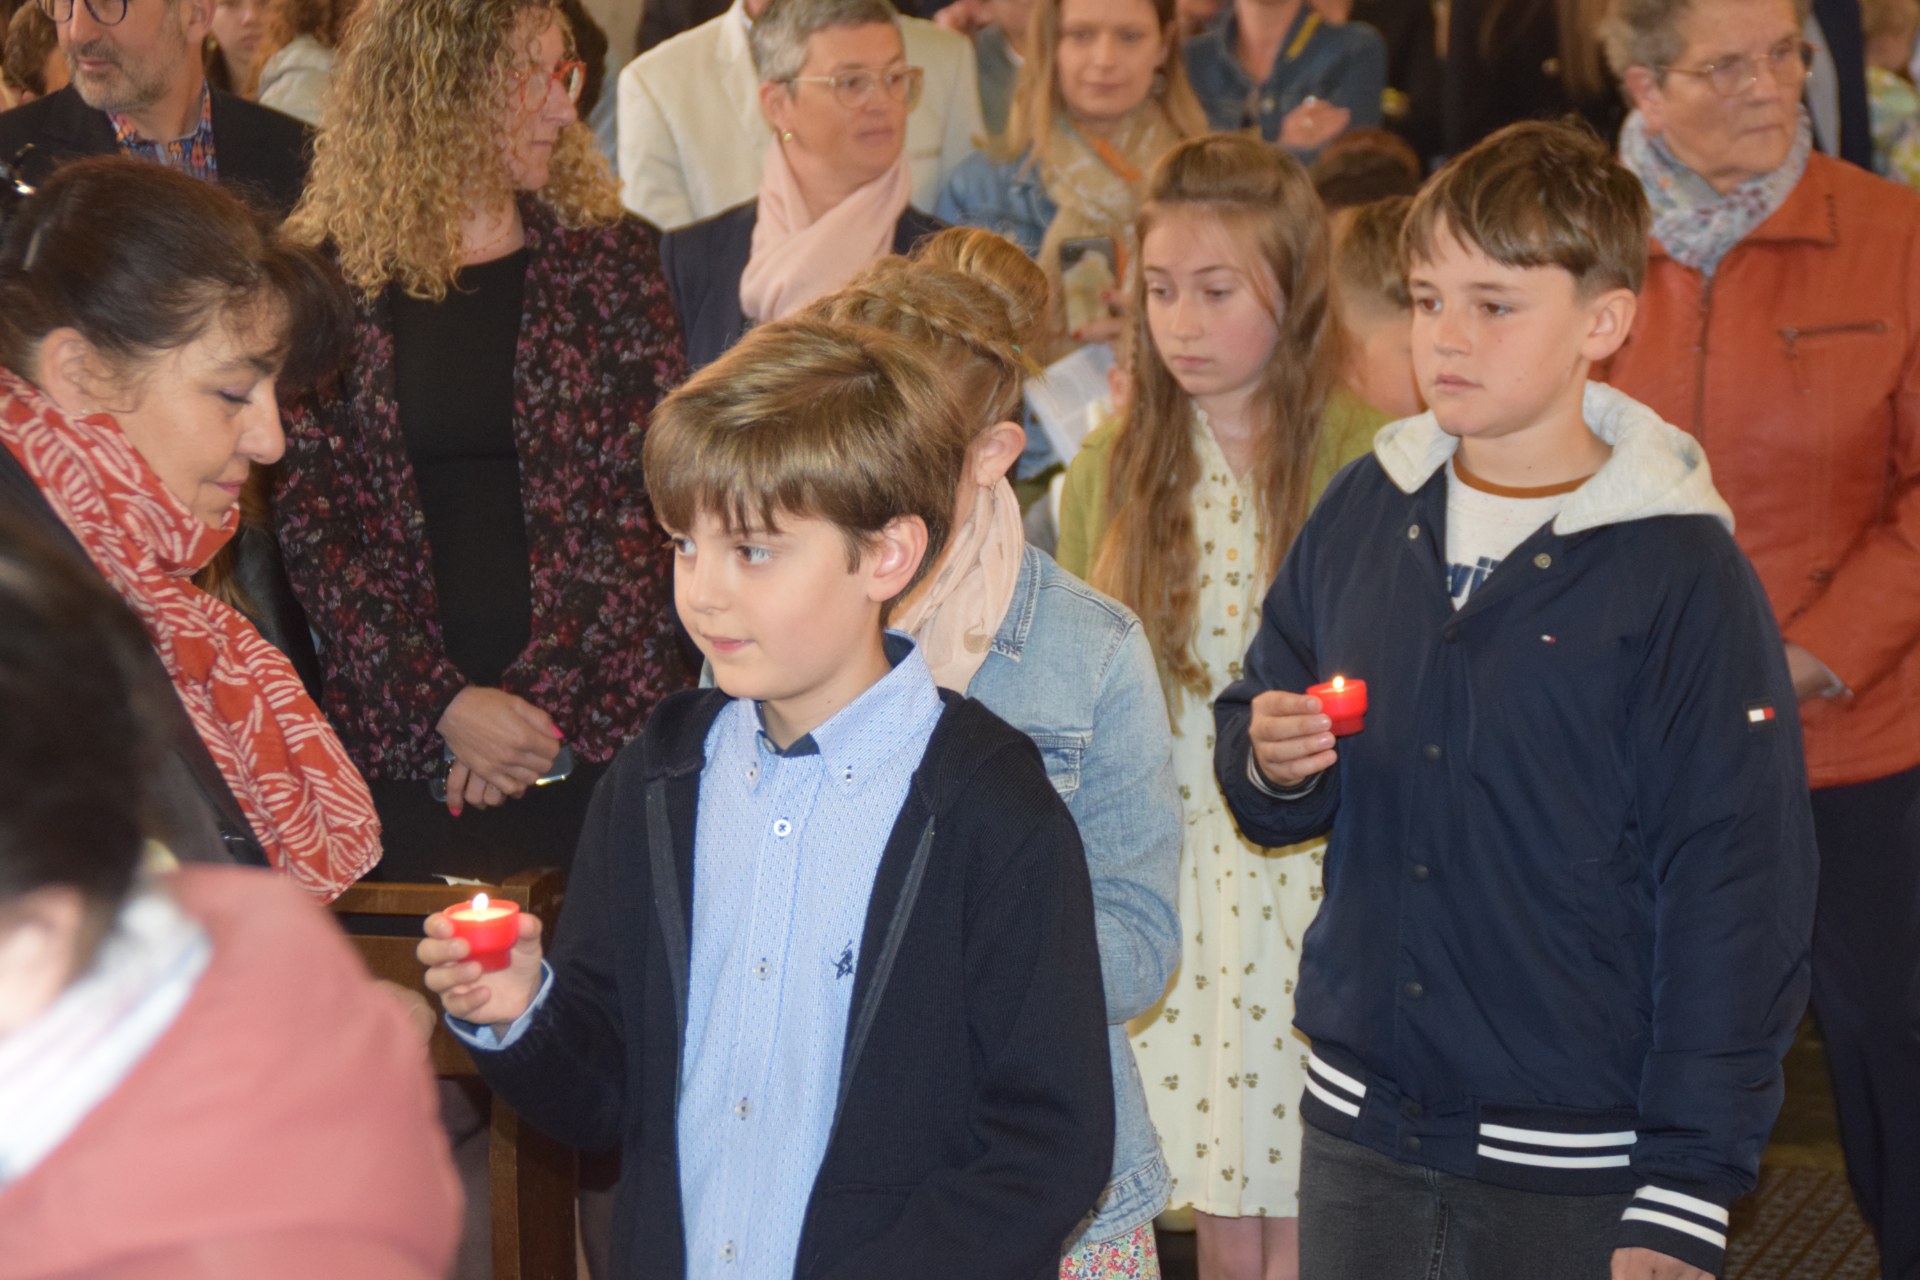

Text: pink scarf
xmin=0 ymin=370 xmax=382 ymax=901
xmin=894 ymin=478 xmax=1026 ymax=692
xmin=738 ymin=141 xmax=913 ymax=324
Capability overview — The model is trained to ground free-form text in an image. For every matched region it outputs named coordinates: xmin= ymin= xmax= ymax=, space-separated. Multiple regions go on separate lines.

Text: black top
xmin=472 ymin=686 xmax=1115 ymax=1280
xmin=659 ymin=202 xmax=948 ymax=373
xmin=390 ymin=249 xmax=531 ymax=687
xmin=0 ymin=85 xmax=313 ymax=219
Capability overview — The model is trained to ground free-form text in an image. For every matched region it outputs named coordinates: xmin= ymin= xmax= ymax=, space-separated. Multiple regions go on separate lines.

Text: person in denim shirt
xmin=814 ymin=229 xmax=1182 ymax=1275
xmin=1184 ymin=0 xmax=1385 ymax=155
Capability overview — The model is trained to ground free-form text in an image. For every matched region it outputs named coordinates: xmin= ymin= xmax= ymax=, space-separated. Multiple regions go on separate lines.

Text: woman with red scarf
xmin=0 ymin=156 xmax=381 ymax=902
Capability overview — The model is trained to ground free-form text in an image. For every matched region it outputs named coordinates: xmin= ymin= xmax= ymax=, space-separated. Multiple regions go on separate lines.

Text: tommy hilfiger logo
xmin=1745 ymin=701 xmax=1778 ymax=731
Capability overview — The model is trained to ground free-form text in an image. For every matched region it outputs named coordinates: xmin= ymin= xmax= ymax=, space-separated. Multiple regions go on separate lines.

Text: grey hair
xmin=748 ymin=0 xmax=902 ymax=85
xmin=1601 ymin=0 xmax=1813 ymax=82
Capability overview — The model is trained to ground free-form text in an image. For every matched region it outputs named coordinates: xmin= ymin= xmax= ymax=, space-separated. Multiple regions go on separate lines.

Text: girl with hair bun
xmin=811 ymin=226 xmax=1183 ymax=1278
xmin=1056 ymin=133 xmax=1385 ymax=1280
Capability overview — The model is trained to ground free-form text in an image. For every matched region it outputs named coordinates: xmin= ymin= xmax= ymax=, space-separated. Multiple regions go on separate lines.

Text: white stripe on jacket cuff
xmin=1247 ymin=750 xmax=1321 ymax=800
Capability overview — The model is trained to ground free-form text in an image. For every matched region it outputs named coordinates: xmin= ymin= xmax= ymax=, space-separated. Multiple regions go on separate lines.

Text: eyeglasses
xmin=516 ymin=59 xmax=588 ymax=105
xmin=1659 ymin=37 xmax=1813 ymax=96
xmin=36 ymin=0 xmax=129 ymax=25
xmin=785 ymin=65 xmax=925 ymax=111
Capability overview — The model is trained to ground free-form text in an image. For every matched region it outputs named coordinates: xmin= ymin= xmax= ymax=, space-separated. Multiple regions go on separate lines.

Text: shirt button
xmin=1533 ymin=553 xmax=1553 ymax=569
xmin=734 ymin=1098 xmax=750 ymax=1119
xmin=1407 ymin=524 xmax=1420 ymax=540
xmin=754 ymin=959 xmax=770 ymax=979
xmin=772 ymin=818 xmax=793 ymax=838
xmin=1403 ymin=980 xmax=1425 ymax=1000
xmin=1260 ymin=95 xmax=1276 ymax=111
xmin=722 ymin=1242 xmax=736 ymax=1262
xmin=1411 ymin=864 xmax=1430 ymax=881
xmin=1422 ymin=743 xmax=1442 ymax=761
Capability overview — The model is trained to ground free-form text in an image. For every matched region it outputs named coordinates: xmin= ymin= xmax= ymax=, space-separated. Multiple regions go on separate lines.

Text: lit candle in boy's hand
xmin=445 ymin=893 xmax=521 ymax=972
xmin=1304 ymin=675 xmax=1368 ymax=737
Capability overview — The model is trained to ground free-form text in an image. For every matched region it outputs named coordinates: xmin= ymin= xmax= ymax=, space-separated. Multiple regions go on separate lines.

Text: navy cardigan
xmin=659 ymin=202 xmax=946 ymax=371
xmin=472 ymin=686 xmax=1115 ymax=1280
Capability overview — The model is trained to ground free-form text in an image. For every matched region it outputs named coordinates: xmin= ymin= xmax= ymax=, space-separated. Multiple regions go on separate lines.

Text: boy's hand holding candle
xmin=1248 ymin=685 xmax=1351 ymax=790
xmin=417 ymin=894 xmax=545 ymax=1026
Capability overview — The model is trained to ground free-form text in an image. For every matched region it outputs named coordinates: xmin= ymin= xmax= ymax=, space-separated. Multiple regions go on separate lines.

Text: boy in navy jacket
xmin=416 ymin=317 xmax=1114 ymax=1280
xmin=1213 ymin=121 xmax=1816 ymax=1280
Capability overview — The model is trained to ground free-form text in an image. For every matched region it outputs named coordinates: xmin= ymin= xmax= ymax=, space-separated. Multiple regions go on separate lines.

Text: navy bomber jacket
xmin=1214 ymin=385 xmax=1817 ymax=1275
xmin=472 ymin=685 xmax=1115 ymax=1280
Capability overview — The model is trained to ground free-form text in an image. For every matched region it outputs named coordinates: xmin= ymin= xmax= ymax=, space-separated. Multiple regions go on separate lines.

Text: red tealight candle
xmin=1305 ymin=675 xmax=1369 ymax=736
xmin=445 ymin=893 xmax=522 ymax=972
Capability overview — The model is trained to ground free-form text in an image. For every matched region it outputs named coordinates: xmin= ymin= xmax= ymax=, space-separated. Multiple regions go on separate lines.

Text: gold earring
xmin=780 ymin=129 xmax=794 ymax=142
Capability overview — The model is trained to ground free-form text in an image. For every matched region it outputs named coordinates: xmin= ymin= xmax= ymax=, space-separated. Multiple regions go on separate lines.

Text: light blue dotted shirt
xmin=679 ymin=633 xmax=942 ymax=1280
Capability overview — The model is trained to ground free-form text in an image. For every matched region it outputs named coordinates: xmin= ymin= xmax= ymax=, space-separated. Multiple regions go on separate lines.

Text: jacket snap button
xmin=1411 ymin=864 xmax=1430 ymax=881
xmin=1408 ymin=524 xmax=1421 ymax=540
xmin=1422 ymin=744 xmax=1441 ymax=761
xmin=1533 ymin=553 xmax=1553 ymax=569
xmin=1403 ymin=1134 xmax=1422 ymax=1153
xmin=1403 ymin=981 xmax=1424 ymax=1000
xmin=1404 ymin=1100 xmax=1425 ymax=1119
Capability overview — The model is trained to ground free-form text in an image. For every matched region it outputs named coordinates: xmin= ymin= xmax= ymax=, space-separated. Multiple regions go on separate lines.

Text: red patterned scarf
xmin=0 ymin=369 xmax=381 ymax=901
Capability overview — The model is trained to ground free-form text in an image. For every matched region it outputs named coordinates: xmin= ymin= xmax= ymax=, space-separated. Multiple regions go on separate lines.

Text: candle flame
xmin=472 ymin=892 xmax=489 ymax=912
xmin=1331 ymin=675 xmax=1345 ymax=692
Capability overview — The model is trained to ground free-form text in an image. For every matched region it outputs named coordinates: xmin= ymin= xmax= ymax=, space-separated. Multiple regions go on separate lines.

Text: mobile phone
xmin=429 ymin=743 xmax=575 ymax=803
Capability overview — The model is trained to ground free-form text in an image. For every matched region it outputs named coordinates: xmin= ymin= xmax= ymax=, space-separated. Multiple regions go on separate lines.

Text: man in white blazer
xmin=615 ymin=0 xmax=984 ymax=230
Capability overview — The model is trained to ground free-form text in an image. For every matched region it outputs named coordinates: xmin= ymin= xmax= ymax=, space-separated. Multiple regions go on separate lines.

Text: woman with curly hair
xmin=275 ymin=0 xmax=690 ymax=888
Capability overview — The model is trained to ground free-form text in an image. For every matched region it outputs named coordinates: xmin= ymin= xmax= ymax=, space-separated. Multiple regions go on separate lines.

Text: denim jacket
xmin=934 ymin=148 xmax=1057 ymax=259
xmin=1183 ymin=7 xmax=1386 ymax=150
xmin=967 ymin=545 xmax=1181 ymax=1244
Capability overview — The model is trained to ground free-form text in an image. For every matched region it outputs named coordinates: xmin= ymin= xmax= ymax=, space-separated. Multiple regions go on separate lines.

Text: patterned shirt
xmin=680 ymin=633 xmax=941 ymax=1280
xmin=109 ymin=83 xmax=217 ymax=182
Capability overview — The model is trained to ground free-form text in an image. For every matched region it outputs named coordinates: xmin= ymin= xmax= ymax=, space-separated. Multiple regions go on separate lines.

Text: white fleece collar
xmin=1372 ymin=382 xmax=1734 ymax=536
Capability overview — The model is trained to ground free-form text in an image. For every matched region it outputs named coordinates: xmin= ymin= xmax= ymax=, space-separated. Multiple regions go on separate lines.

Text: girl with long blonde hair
xmin=935 ymin=0 xmax=1207 ymax=347
xmin=814 ymin=227 xmax=1184 ymax=1278
xmin=1056 ymin=133 xmax=1385 ymax=1280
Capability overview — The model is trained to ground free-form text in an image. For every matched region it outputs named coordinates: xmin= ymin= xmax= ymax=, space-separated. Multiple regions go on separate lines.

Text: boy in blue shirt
xmin=1213 ymin=122 xmax=1817 ymax=1280
xmin=418 ymin=317 xmax=1115 ymax=1280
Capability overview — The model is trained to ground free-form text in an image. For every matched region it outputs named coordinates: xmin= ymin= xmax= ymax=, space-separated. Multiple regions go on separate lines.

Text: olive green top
xmin=1055 ymin=387 xmax=1391 ymax=581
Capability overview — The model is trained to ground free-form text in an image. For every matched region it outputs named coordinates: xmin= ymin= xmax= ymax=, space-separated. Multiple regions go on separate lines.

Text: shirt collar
xmin=109 ymin=80 xmax=211 ymax=148
xmin=743 ymin=631 xmax=942 ymax=797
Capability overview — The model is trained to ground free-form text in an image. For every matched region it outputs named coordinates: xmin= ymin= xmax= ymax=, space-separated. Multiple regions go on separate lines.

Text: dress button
xmin=1411 ymin=864 xmax=1430 ymax=881
xmin=1407 ymin=524 xmax=1420 ymax=540
xmin=1404 ymin=1100 xmax=1425 ymax=1119
xmin=1403 ymin=981 xmax=1425 ymax=1000
xmin=1533 ymin=553 xmax=1553 ymax=570
xmin=1422 ymin=743 xmax=1442 ymax=761
xmin=1403 ymin=1134 xmax=1422 ymax=1153
xmin=772 ymin=818 xmax=793 ymax=838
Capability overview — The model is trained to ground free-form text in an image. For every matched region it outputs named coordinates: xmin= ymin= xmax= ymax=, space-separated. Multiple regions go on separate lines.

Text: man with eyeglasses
xmin=613 ymin=0 xmax=982 ymax=230
xmin=1603 ymin=1 xmax=1920 ymax=1274
xmin=0 ymin=0 xmax=309 ymax=217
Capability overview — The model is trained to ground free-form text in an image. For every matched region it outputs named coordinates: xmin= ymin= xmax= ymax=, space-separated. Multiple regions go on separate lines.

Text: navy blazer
xmin=0 ymin=84 xmax=311 ymax=218
xmin=659 ymin=201 xmax=946 ymax=372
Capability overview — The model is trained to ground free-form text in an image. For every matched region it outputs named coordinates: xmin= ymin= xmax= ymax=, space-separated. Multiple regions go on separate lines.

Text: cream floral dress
xmin=1127 ymin=411 xmax=1327 ymax=1219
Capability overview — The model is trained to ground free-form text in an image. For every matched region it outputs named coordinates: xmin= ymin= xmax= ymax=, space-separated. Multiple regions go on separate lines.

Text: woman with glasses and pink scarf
xmin=660 ymin=0 xmax=947 ymax=371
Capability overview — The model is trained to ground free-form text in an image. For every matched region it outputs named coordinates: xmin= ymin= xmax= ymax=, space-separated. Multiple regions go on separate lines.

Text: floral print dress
xmin=1126 ymin=411 xmax=1327 ymax=1219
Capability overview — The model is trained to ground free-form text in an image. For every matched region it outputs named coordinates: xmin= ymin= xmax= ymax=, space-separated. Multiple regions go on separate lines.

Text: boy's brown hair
xmin=3 ymin=4 xmax=59 ymax=98
xmin=643 ymin=317 xmax=966 ymax=603
xmin=1333 ymin=195 xmax=1414 ymax=316
xmin=1403 ymin=119 xmax=1651 ymax=296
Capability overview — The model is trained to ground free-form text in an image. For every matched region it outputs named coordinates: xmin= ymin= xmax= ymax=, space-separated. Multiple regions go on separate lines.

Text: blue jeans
xmin=1299 ymin=1125 xmax=1632 ymax=1280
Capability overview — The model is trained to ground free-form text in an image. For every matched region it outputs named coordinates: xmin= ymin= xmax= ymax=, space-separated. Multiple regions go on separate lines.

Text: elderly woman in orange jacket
xmin=1599 ymin=1 xmax=1920 ymax=1275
